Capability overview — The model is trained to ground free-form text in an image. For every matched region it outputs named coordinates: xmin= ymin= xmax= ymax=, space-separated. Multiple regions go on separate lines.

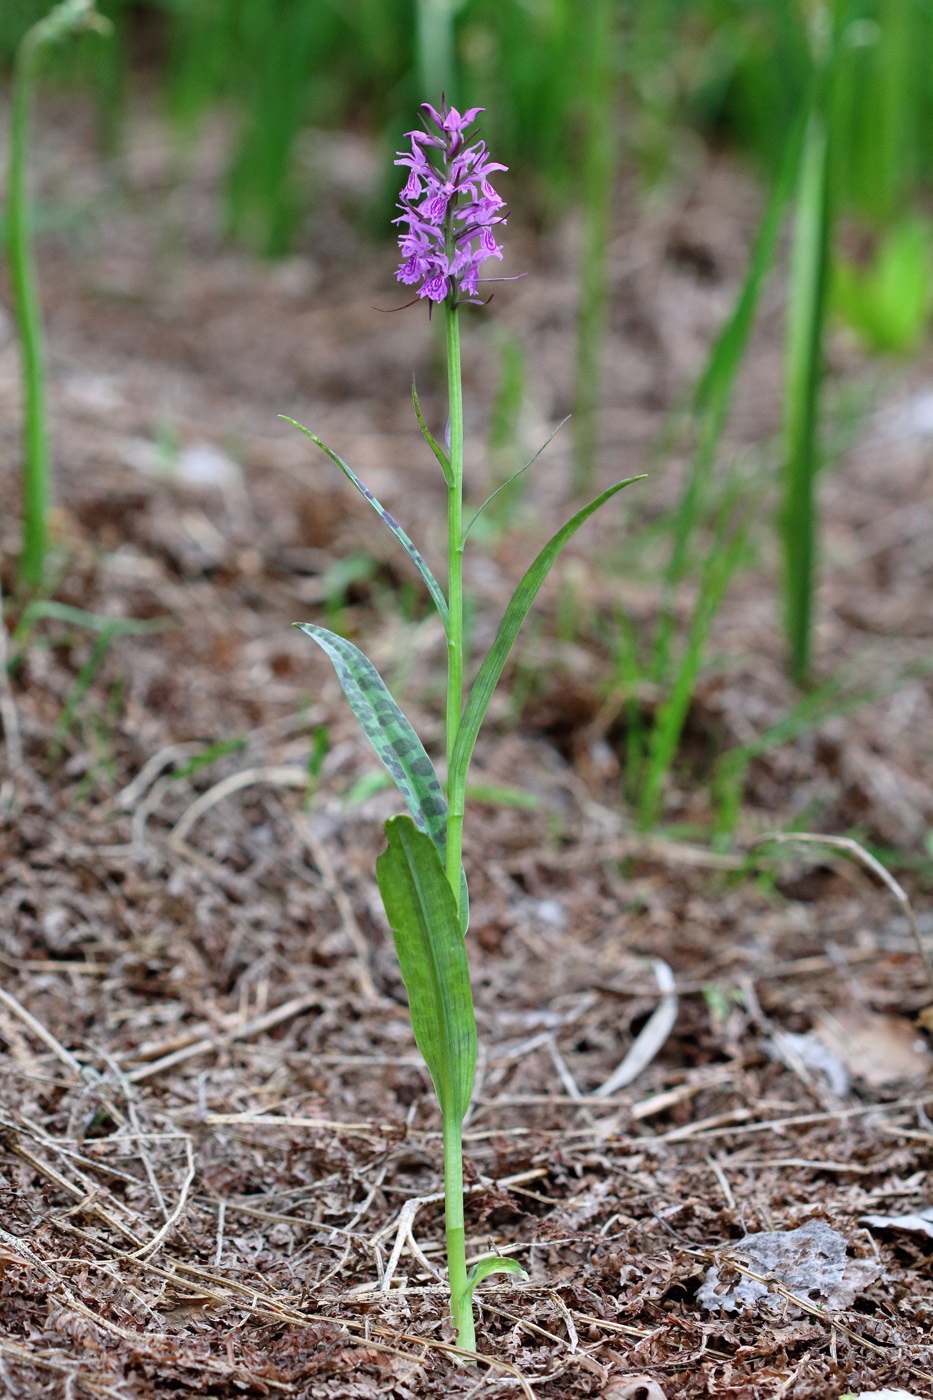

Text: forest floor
xmin=1 ymin=93 xmax=933 ymax=1399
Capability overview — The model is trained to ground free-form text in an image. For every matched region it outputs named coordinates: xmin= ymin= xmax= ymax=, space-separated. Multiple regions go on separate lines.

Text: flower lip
xmin=394 ymin=99 xmax=509 ymax=309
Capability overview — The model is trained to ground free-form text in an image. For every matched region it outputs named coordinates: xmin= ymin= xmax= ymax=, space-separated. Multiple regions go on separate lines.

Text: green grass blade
xmin=639 ymin=476 xmax=756 ymax=829
xmin=782 ymin=96 xmax=832 ymax=686
xmin=711 ymin=654 xmax=933 ymax=842
xmin=614 ymin=609 xmax=647 ymax=808
xmin=295 ymin=622 xmax=467 ymax=928
xmin=8 ymin=0 xmax=111 ymax=589
xmin=832 ymin=215 xmax=932 ymax=353
xmin=8 ymin=30 xmax=48 ymax=590
xmin=377 ymin=816 xmax=475 ymax=1123
xmin=693 ymin=117 xmax=807 ymax=422
xmin=652 ymin=101 xmax=807 ymax=685
xmin=284 ymin=418 xmax=450 ymax=635
xmin=10 ymin=600 xmax=173 ymax=664
xmin=449 ymin=477 xmax=642 ymax=805
xmin=49 ymin=620 xmax=116 ymax=757
xmin=571 ymin=0 xmax=615 ymax=493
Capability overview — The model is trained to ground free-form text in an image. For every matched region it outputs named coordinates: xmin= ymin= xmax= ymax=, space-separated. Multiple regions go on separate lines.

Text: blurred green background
xmin=3 ymin=0 xmax=932 ymax=259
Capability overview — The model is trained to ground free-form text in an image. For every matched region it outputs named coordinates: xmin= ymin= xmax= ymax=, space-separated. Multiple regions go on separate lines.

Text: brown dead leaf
xmin=815 ymin=1009 xmax=931 ymax=1087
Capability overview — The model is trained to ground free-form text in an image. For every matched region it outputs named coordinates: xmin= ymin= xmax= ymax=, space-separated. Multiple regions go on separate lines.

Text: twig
xmin=0 ymin=1339 xmax=123 ymax=1399
xmin=294 ymin=812 xmax=378 ymax=1001
xmin=96 ymin=1051 xmax=168 ymax=1219
xmin=55 ymin=1219 xmax=538 ymax=1396
xmin=124 ymin=990 xmax=321 ymax=1083
xmin=706 ymin=1154 xmax=736 ymax=1210
xmin=545 ymin=1034 xmax=584 ymax=1101
xmin=0 ymin=574 xmax=23 ymax=776
xmin=0 ymin=1113 xmax=144 ymax=1189
xmin=0 ymin=987 xmax=86 ymax=1079
xmin=379 ymin=1195 xmax=433 ymax=1293
xmin=116 ymin=706 xmax=327 ymax=809
xmin=2 ymin=1128 xmax=144 ymax=1245
xmin=128 ymin=1136 xmax=195 ymax=1259
xmin=671 ymin=1091 xmax=933 ymax=1142
xmin=754 ymin=831 xmax=933 ymax=1000
xmin=372 ymin=1167 xmax=551 ymax=1296
xmin=214 ymin=1200 xmax=226 ymax=1267
xmin=116 ymin=740 xmax=213 ymax=809
xmin=169 ymin=765 xmax=310 ymax=850
xmin=594 ymin=958 xmax=677 ymax=1096
xmin=548 ymin=1289 xmax=579 ymax=1352
xmin=480 ymin=1301 xmax=569 ymax=1351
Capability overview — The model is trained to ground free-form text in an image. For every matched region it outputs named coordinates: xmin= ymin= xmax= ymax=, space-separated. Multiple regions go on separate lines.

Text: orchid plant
xmin=291 ymin=100 xmax=640 ymax=1352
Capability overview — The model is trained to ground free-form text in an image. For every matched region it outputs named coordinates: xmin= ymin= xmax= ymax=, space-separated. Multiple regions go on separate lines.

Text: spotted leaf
xmin=283 ymin=419 xmax=449 ymax=635
xmin=295 ymin=623 xmax=468 ymax=929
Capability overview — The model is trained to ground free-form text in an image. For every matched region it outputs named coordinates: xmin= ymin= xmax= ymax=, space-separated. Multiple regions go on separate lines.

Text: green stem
xmin=443 ymin=1108 xmax=475 ymax=1352
xmin=444 ymin=301 xmax=465 ymax=897
xmin=441 ymin=298 xmax=474 ymax=1352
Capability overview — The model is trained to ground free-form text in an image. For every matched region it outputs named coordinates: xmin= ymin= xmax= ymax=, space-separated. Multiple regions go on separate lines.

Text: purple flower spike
xmin=394 ymin=99 xmax=508 ymax=309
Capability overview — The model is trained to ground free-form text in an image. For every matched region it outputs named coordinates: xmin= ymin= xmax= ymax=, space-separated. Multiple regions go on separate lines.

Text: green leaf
xmin=283 ymin=418 xmax=449 ymax=634
xmin=412 ymin=376 xmax=452 ymax=486
xmin=832 ymin=216 xmax=932 ymax=354
xmin=11 ymin=599 xmax=172 ymax=654
xmin=639 ymin=472 xmax=755 ymax=829
xmin=449 ymin=477 xmax=643 ymax=803
xmin=461 ymin=1255 xmax=528 ymax=1308
xmin=295 ymin=623 xmax=468 ymax=929
xmin=377 ymin=817 xmax=475 ymax=1123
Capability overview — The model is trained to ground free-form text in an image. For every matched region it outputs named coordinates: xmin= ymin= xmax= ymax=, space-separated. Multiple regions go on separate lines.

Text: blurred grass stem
xmin=782 ymin=93 xmax=832 ymax=686
xmin=416 ymin=0 xmax=459 ymax=105
xmin=572 ymin=0 xmax=615 ymax=494
xmin=6 ymin=0 xmax=110 ymax=590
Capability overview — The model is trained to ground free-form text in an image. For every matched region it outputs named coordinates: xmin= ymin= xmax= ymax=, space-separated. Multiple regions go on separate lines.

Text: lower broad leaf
xmin=377 ymin=817 xmax=476 ymax=1124
xmin=295 ymin=622 xmax=468 ymax=930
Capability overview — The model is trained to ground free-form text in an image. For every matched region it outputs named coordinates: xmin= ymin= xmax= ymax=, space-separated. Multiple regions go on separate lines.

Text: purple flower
xmin=394 ymin=100 xmax=508 ymax=308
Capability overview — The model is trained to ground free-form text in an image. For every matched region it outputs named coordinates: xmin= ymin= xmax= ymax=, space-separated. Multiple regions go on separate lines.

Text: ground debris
xmin=696 ymin=1219 xmax=882 ymax=1314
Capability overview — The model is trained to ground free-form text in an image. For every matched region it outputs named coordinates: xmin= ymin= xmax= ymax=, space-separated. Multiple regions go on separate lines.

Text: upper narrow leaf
xmin=283 ymin=418 xmax=449 ymax=635
xmin=412 ymin=377 xmax=453 ymax=485
xmin=377 ymin=816 xmax=476 ymax=1123
xmin=449 ymin=477 xmax=643 ymax=808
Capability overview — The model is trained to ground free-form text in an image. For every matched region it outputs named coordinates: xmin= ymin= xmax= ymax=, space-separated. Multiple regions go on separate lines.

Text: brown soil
xmin=1 ymin=93 xmax=932 ymax=1399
